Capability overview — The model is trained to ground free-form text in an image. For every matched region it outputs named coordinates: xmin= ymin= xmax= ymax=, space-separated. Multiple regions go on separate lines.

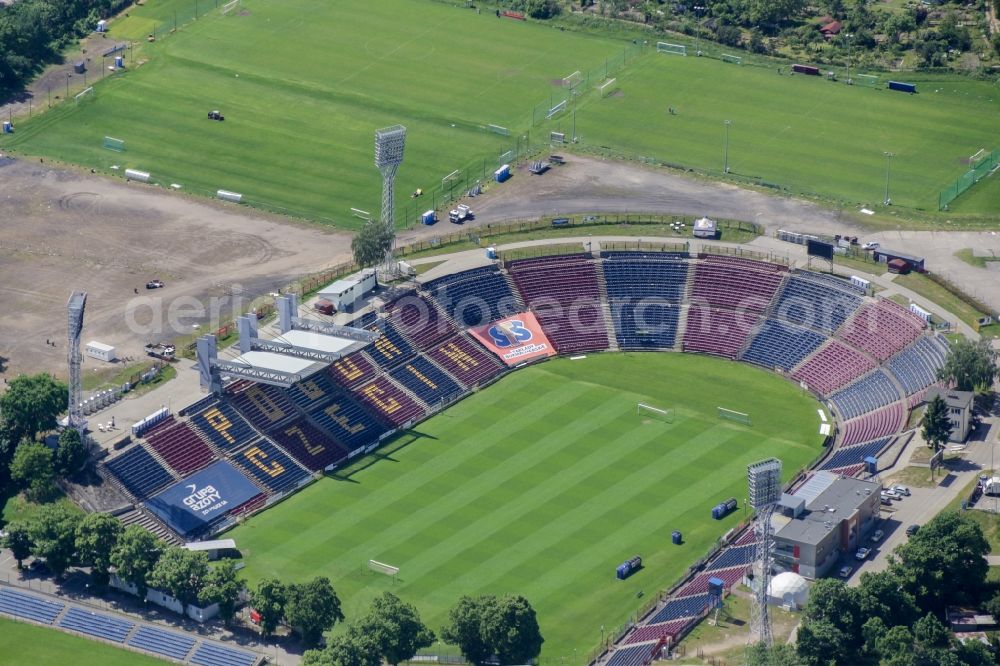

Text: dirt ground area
xmin=0 ymin=157 xmax=351 ymax=381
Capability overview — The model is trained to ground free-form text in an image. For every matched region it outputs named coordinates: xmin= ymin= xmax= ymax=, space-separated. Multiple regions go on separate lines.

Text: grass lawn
xmin=227 ymin=353 xmax=825 ymax=661
xmin=564 ymin=54 xmax=999 ymax=214
xmin=0 ymin=617 xmax=168 ymax=665
xmin=1 ymin=0 xmax=627 ymax=227
xmin=954 ymin=248 xmax=1000 ymax=269
xmin=893 ymin=272 xmax=997 ymax=337
xmin=945 ymin=472 xmax=1000 ymax=553
xmin=1 ymin=493 xmax=83 ymax=526
xmin=884 ymin=465 xmax=939 ymax=489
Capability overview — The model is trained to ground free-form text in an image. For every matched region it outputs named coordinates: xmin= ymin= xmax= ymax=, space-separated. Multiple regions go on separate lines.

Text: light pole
xmin=883 ymin=152 xmax=895 ymax=206
xmin=723 ymin=120 xmax=732 ymax=173
xmin=845 ymin=33 xmax=853 ymax=85
xmin=65 ymin=73 xmax=70 ymax=99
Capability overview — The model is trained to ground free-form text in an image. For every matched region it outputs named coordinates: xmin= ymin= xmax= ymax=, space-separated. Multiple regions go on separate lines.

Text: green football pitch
xmin=1 ymin=0 xmax=626 ymax=226
xmin=556 ymin=53 xmax=999 ymax=212
xmin=0 ymin=617 xmax=168 ymax=665
xmin=3 ymin=0 xmax=998 ymax=222
xmin=228 ymin=353 xmax=825 ymax=661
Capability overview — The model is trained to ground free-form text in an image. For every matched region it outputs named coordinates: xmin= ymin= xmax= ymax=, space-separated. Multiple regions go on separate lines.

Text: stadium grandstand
xmin=98 ymin=250 xmax=948 ymax=568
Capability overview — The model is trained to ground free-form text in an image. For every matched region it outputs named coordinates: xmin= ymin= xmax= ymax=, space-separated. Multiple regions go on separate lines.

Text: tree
xmin=983 ymin=591 xmax=1000 ymax=623
xmin=358 ymin=592 xmax=435 ymax=665
xmin=938 ymin=338 xmax=997 ymax=393
xmin=285 ymin=576 xmax=345 ymax=647
xmin=251 ymin=577 xmax=287 ymax=639
xmin=74 ymin=511 xmax=122 ymax=588
xmin=441 ymin=596 xmax=493 ymax=665
xmin=351 ymin=217 xmax=394 ymax=268
xmin=856 ymin=570 xmax=919 ymax=629
xmin=110 ymin=525 xmax=162 ymax=598
xmin=10 ymin=440 xmax=56 ymax=501
xmin=0 ymin=374 xmax=67 ymax=445
xmin=479 ymin=595 xmax=543 ymax=665
xmin=54 ymin=428 xmax=88 ymax=476
xmin=2 ymin=520 xmax=34 ymax=568
xmin=524 ymin=0 xmax=559 ymax=19
xmin=304 ymin=624 xmax=383 ymax=666
xmin=913 ymin=612 xmax=950 ymax=649
xmin=744 ymin=642 xmax=800 ymax=666
xmin=28 ymin=502 xmax=81 ymax=575
xmin=921 ymin=394 xmax=952 ymax=453
xmin=890 ymin=511 xmax=989 ymax=613
xmin=796 ymin=618 xmax=852 ymax=666
xmin=198 ymin=560 xmax=244 ymax=626
xmin=146 ymin=547 xmax=210 ymax=607
xmin=877 ymin=625 xmax=915 ymax=666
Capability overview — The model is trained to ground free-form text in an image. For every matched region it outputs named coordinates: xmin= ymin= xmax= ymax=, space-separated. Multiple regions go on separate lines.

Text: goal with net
xmin=854 ymin=74 xmax=879 ymax=88
xmin=103 ymin=136 xmax=125 ymax=152
xmin=545 ymin=99 xmax=567 ymax=120
xmin=221 ymin=0 xmax=240 ymax=14
xmin=75 ymin=86 xmax=94 ymax=104
xmin=368 ymin=559 xmax=399 ymax=581
xmin=721 ymin=54 xmax=742 ymax=65
xmin=562 ymin=71 xmax=582 ymax=90
xmin=657 ymin=42 xmax=687 ymax=56
xmin=598 ymin=78 xmax=618 ymax=98
xmin=638 ymin=403 xmax=673 ymax=423
xmin=718 ymin=407 xmax=751 ymax=426
xmin=487 ymin=123 xmax=509 ymax=136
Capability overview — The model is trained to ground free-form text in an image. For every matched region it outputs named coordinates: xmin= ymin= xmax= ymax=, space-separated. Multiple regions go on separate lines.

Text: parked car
xmin=871 ymin=529 xmax=884 ymax=543
xmin=839 ymin=565 xmax=854 ymax=578
xmin=862 ymin=241 xmax=880 ymax=250
xmin=146 ymin=279 xmax=165 ymax=289
xmin=883 ymin=489 xmax=901 ymax=500
xmin=855 ymin=547 xmax=872 ymax=561
xmin=906 ymin=524 xmax=920 ymax=537
xmin=892 ymin=485 xmax=911 ymax=497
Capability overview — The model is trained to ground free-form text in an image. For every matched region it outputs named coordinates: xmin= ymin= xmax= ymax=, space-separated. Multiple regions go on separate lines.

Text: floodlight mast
xmin=375 ymin=124 xmax=406 ymax=243
xmin=747 ymin=457 xmax=782 ymax=649
xmin=67 ymin=291 xmax=88 ymax=435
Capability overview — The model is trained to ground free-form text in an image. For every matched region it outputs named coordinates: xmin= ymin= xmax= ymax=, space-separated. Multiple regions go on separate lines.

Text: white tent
xmin=768 ymin=572 xmax=809 ymax=610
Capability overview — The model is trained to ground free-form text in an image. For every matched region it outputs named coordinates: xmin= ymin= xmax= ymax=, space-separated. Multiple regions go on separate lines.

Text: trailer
xmin=448 ymin=204 xmax=472 ymax=224
xmin=144 ymin=343 xmax=176 ymax=361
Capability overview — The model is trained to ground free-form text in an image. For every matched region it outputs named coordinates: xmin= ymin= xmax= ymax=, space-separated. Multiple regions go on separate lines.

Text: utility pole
xmin=883 ymin=152 xmax=895 ymax=206
xmin=845 ymin=33 xmax=853 ymax=85
xmin=724 ymin=120 xmax=732 ymax=173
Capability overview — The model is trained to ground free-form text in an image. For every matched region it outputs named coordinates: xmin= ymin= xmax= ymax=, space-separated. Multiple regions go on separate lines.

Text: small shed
xmin=314 ymin=298 xmax=335 ymax=316
xmin=317 ymin=269 xmax=376 ymax=313
xmin=693 ymin=217 xmax=718 ymax=239
xmin=887 ymin=258 xmax=911 ymax=274
xmin=183 ymin=538 xmax=237 ymax=561
xmin=85 ymin=341 xmax=117 ymax=362
xmin=74 ymin=61 xmax=86 ymax=74
xmin=820 ymin=20 xmax=842 ymax=37
xmin=874 ymin=247 xmax=925 ymax=272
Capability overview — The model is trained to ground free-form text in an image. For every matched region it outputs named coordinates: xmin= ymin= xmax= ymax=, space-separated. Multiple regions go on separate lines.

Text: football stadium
xmin=90 ymin=250 xmax=945 ymax=662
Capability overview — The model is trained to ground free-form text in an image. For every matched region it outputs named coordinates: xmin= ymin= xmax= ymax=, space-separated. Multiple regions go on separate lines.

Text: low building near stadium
xmin=926 ymin=387 xmax=974 ymax=442
xmin=771 ymin=472 xmax=880 ymax=579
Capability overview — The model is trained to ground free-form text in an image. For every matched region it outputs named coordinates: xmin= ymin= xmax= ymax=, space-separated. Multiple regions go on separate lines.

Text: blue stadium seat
xmin=189 ymin=641 xmax=258 ymax=666
xmin=307 ymin=392 xmax=389 ymax=452
xmin=647 ymin=593 xmax=712 ymax=624
xmin=706 ymin=543 xmax=756 ymax=571
xmin=59 ymin=606 xmax=133 ymax=643
xmin=601 ymin=251 xmax=689 ymax=260
xmin=741 ymin=320 xmax=826 ymax=371
xmin=128 ymin=625 xmax=196 ymax=661
xmin=389 ymin=356 xmax=463 ymax=406
xmin=820 ymin=437 xmax=891 ymax=470
xmin=424 ymin=265 xmax=521 ymax=327
xmin=190 ymin=400 xmax=262 ymax=452
xmin=0 ymin=588 xmax=64 ymax=624
xmin=270 ymin=417 xmax=349 ymax=471
xmin=230 ymin=439 xmax=312 ymax=494
xmin=347 ymin=311 xmax=378 ymax=328
xmin=105 ymin=445 xmax=175 ymax=499
xmin=228 ymin=383 xmax=296 ymax=432
xmin=603 ymin=256 xmax=689 ymax=350
xmin=366 ymin=320 xmax=417 ymax=369
xmin=287 ymin=372 xmax=337 ymax=411
xmin=606 ymin=643 xmax=656 ymax=666
xmin=886 ymin=336 xmax=949 ymax=396
xmin=771 ymin=273 xmax=863 ymax=334
xmin=829 ymin=370 xmax=901 ymax=420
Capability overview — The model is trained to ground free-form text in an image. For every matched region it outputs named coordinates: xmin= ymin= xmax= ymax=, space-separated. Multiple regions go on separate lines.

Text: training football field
xmin=2 ymin=0 xmax=624 ymax=226
xmin=559 ymin=53 xmax=999 ymax=212
xmin=229 ymin=353 xmax=825 ymax=661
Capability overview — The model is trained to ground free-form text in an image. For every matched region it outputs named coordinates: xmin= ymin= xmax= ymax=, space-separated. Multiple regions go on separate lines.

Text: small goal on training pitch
xmin=103 ymin=136 xmax=125 ymax=152
xmin=368 ymin=559 xmax=399 ymax=582
xmin=657 ymin=42 xmax=687 ymax=56
xmin=221 ymin=0 xmax=241 ymax=14
xmin=638 ymin=403 xmax=673 ymax=423
xmin=718 ymin=407 xmax=751 ymax=426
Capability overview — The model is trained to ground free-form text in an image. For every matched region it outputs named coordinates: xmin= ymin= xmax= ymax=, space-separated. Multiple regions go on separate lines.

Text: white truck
xmin=448 ymin=204 xmax=472 ymax=224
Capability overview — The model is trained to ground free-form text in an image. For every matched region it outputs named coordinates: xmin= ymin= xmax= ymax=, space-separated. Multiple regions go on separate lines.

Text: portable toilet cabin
xmin=494 ymin=164 xmax=511 ymax=183
xmin=115 ymin=55 xmax=125 ymax=68
xmin=486 ymin=246 xmax=498 ymax=260
xmin=672 ymin=530 xmax=682 ymax=545
xmin=2 ymin=121 xmax=12 ymax=134
xmin=421 ymin=210 xmax=436 ymax=225
xmin=97 ymin=19 xmax=108 ymax=32
xmin=74 ymin=61 xmax=86 ymax=74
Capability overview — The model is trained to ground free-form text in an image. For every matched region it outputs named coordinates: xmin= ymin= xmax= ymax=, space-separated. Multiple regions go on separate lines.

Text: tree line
xmin=0 ymin=0 xmax=131 ymax=98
